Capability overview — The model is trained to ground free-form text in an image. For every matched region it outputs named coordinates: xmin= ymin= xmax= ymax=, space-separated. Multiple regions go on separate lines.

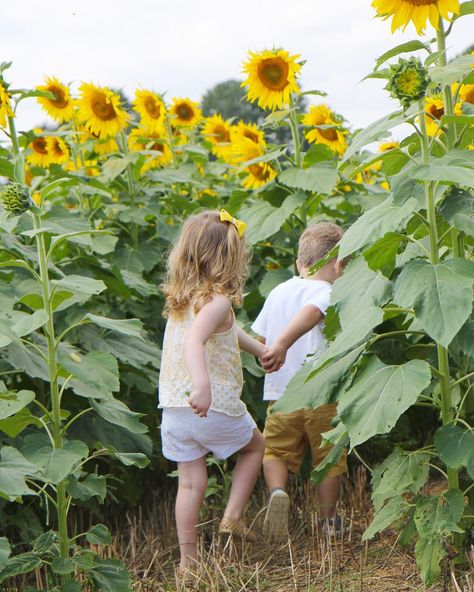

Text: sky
xmin=1 ymin=0 xmax=473 ymax=136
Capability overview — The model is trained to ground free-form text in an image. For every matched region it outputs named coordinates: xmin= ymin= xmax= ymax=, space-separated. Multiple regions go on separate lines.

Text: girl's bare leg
xmin=175 ymin=457 xmax=208 ymax=568
xmin=222 ymin=429 xmax=264 ymax=521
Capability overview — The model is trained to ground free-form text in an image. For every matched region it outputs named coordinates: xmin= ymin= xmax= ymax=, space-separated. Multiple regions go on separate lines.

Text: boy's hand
xmin=188 ymin=388 xmax=211 ymax=417
xmin=261 ymin=342 xmax=287 ymax=373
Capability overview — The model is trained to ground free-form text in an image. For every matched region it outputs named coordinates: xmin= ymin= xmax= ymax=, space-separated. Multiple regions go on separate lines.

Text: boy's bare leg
xmin=263 ymin=458 xmax=288 ymax=492
xmin=175 ymin=457 xmax=208 ymax=569
xmin=317 ymin=475 xmax=341 ymax=519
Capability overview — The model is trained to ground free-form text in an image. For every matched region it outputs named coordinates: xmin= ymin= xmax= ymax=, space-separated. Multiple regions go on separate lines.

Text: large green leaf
xmin=363 ymin=497 xmax=410 ymax=541
xmin=371 ymin=449 xmax=430 ymax=511
xmin=0 ymin=388 xmax=35 ymax=420
xmin=374 ymin=40 xmax=430 ymax=70
xmin=84 ymin=314 xmax=144 ymax=339
xmin=239 ymin=192 xmax=304 ymax=243
xmin=414 ymin=489 xmax=464 ymax=538
xmin=0 ymin=408 xmax=42 ymax=437
xmin=0 ymin=446 xmax=38 ymax=499
xmin=51 ymin=275 xmax=107 ymax=297
xmin=338 ymin=197 xmax=418 ymax=259
xmin=258 ymin=268 xmax=293 ymax=298
xmin=21 ymin=440 xmax=89 ymax=484
xmin=274 ymin=343 xmax=366 ymax=414
xmin=430 ymin=54 xmax=474 ymax=85
xmin=331 ymin=257 xmax=391 ymax=326
xmin=0 ymin=552 xmax=42 ymax=583
xmin=86 ymin=524 xmax=112 ymax=545
xmin=439 ymin=187 xmax=474 ymax=236
xmin=90 ymin=558 xmax=132 ymax=592
xmin=415 ymin=537 xmax=445 ymax=586
xmin=434 ymin=425 xmax=474 ymax=479
xmin=452 ymin=319 xmax=474 ymax=359
xmin=341 ymin=110 xmax=406 ymax=163
xmin=394 ymin=258 xmax=474 ymax=347
xmin=390 ymin=174 xmax=426 ymax=208
xmin=339 ymin=357 xmax=431 ymax=447
xmin=60 ymin=351 xmax=120 ymax=398
xmin=67 ymin=474 xmax=107 ymax=502
xmin=0 ymin=537 xmax=10 ymax=571
xmin=90 ymin=398 xmax=147 ymax=434
xmin=363 ymin=233 xmax=404 ymax=278
xmin=111 ymin=450 xmax=150 ymax=468
xmin=311 ymin=429 xmax=349 ymax=486
xmin=279 ymin=162 xmax=339 ymax=194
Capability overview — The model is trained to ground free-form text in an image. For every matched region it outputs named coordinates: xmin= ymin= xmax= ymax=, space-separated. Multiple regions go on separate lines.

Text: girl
xmin=159 ymin=210 xmax=265 ymax=572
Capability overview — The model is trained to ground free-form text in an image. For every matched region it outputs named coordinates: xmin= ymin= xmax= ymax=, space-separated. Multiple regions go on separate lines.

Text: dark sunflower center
xmin=48 ymin=85 xmax=68 ymax=108
xmin=52 ymin=140 xmax=65 ymax=156
xmin=214 ymin=124 xmax=230 ymax=143
xmin=151 ymin=142 xmax=164 ymax=152
xmin=319 ymin=128 xmax=338 ymax=142
xmin=258 ymin=58 xmax=289 ymax=91
xmin=33 ymin=138 xmax=48 ymax=154
xmin=145 ymin=96 xmax=161 ymax=119
xmin=249 ymin=163 xmax=270 ymax=181
xmin=176 ymin=104 xmax=194 ymax=121
xmin=429 ymin=104 xmax=444 ymax=120
xmin=243 ymin=130 xmax=259 ymax=143
xmin=91 ymin=91 xmax=117 ymax=121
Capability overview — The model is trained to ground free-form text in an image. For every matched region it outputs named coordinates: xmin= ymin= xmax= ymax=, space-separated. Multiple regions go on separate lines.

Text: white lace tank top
xmin=158 ymin=306 xmax=246 ymax=417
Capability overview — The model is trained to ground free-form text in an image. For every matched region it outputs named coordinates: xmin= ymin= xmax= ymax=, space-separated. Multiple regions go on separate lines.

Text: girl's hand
xmin=261 ymin=342 xmax=286 ymax=373
xmin=188 ymin=388 xmax=211 ymax=417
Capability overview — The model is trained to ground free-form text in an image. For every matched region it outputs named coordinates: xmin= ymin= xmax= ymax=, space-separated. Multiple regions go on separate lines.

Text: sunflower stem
xmin=164 ymin=112 xmax=179 ymax=169
xmin=119 ymin=130 xmax=139 ymax=248
xmin=418 ymin=99 xmax=459 ymax=494
xmin=288 ymin=95 xmax=303 ymax=168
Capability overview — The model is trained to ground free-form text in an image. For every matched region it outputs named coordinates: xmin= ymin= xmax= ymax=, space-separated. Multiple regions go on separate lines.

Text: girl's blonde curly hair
xmin=162 ymin=210 xmax=251 ymax=317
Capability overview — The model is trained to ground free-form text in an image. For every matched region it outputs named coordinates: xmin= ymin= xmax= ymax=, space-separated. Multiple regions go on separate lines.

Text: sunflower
xmin=231 ymin=121 xmax=266 ymax=164
xmin=378 ymin=140 xmax=400 ymax=152
xmin=36 ymin=77 xmax=74 ymax=123
xmin=386 ymin=58 xmax=430 ymax=108
xmin=78 ymin=83 xmax=129 ymax=138
xmin=201 ymin=114 xmax=234 ymax=160
xmin=372 ymin=0 xmax=460 ymax=34
xmin=128 ymin=128 xmax=173 ymax=170
xmin=302 ymin=105 xmax=347 ymax=155
xmin=241 ymin=49 xmax=301 ymax=111
xmin=133 ymin=89 xmax=166 ymax=132
xmin=0 ymin=83 xmax=14 ymax=129
xmin=242 ymin=162 xmax=277 ymax=189
xmin=424 ymin=95 xmax=445 ymax=136
xmin=169 ymin=98 xmax=202 ymax=128
xmin=27 ymin=131 xmax=51 ymax=167
xmin=46 ymin=136 xmax=70 ymax=165
xmin=460 ymin=84 xmax=474 ymax=105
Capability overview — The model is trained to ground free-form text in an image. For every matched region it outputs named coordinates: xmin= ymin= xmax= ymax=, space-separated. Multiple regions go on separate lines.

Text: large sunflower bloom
xmin=78 ymin=83 xmax=129 ymax=138
xmin=133 ymin=89 xmax=166 ymax=133
xmin=36 ymin=77 xmax=74 ymax=123
xmin=201 ymin=114 xmax=234 ymax=160
xmin=46 ymin=136 xmax=70 ymax=165
xmin=238 ymin=143 xmax=277 ymax=189
xmin=424 ymin=95 xmax=445 ymax=136
xmin=0 ymin=83 xmax=14 ymax=129
xmin=241 ymin=49 xmax=301 ymax=111
xmin=128 ymin=128 xmax=173 ymax=171
xmin=27 ymin=131 xmax=51 ymax=167
xmin=169 ymin=98 xmax=202 ymax=128
xmin=303 ymin=105 xmax=347 ymax=156
xmin=372 ymin=0 xmax=460 ymax=34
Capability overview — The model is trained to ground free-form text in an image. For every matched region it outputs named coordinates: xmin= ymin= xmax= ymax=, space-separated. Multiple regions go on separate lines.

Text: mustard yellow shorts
xmin=263 ymin=403 xmax=347 ymax=478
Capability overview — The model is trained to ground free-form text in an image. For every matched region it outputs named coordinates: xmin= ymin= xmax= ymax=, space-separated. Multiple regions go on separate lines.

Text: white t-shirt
xmin=251 ymin=277 xmax=332 ymax=401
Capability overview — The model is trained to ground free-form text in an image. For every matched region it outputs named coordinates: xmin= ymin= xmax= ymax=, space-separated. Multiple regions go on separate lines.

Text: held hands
xmin=261 ymin=341 xmax=287 ymax=373
xmin=187 ymin=387 xmax=211 ymax=417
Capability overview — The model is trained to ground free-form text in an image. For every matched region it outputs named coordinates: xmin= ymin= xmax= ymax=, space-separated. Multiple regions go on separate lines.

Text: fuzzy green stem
xmin=418 ymin=100 xmax=459 ymax=492
xmin=34 ymin=213 xmax=70 ymax=563
xmin=288 ymin=95 xmax=303 ymax=168
xmin=164 ymin=112 xmax=179 ymax=169
xmin=119 ymin=131 xmax=139 ymax=248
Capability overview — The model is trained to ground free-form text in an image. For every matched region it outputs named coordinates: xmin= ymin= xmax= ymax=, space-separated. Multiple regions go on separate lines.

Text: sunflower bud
xmin=0 ymin=182 xmax=32 ymax=215
xmin=386 ymin=58 xmax=430 ymax=109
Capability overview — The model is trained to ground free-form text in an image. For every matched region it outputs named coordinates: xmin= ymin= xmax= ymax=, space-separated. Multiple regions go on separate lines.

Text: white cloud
xmin=1 ymin=0 xmax=472 ymax=134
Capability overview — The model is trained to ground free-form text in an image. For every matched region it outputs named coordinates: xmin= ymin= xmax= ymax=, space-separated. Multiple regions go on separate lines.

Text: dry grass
xmin=108 ymin=468 xmax=473 ymax=592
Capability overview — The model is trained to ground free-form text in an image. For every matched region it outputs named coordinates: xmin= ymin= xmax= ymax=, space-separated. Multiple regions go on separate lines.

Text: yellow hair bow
xmin=220 ymin=209 xmax=247 ymax=238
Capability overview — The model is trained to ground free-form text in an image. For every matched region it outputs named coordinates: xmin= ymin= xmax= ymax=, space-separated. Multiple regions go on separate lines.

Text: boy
xmin=251 ymin=222 xmax=347 ymax=541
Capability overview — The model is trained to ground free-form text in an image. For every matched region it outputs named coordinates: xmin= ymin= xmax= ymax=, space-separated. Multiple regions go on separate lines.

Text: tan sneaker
xmin=263 ymin=488 xmax=290 ymax=541
xmin=218 ymin=516 xmax=257 ymax=542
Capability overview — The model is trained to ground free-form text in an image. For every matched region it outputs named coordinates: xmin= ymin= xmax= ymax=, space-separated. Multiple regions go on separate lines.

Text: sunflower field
xmin=0 ymin=0 xmax=473 ymax=590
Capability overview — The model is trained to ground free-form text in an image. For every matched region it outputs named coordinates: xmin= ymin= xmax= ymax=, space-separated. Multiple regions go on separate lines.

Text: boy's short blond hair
xmin=297 ymin=222 xmax=343 ymax=269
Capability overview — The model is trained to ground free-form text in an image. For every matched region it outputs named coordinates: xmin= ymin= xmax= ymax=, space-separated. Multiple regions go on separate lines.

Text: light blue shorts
xmin=161 ymin=407 xmax=257 ymax=462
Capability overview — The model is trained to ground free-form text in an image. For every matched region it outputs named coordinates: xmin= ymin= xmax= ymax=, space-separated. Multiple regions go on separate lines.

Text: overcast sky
xmin=2 ymin=0 xmax=473 ymax=135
